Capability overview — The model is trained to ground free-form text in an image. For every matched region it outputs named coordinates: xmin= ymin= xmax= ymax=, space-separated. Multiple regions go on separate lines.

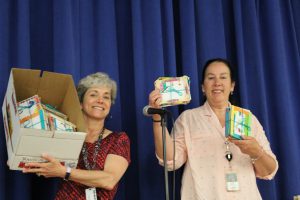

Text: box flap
xmin=12 ymin=68 xmax=41 ymax=102
xmin=37 ymin=71 xmax=71 ymax=108
xmin=37 ymin=71 xmax=86 ymax=132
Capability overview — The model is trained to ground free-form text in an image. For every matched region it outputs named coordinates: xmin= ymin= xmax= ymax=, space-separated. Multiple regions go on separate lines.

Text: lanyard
xmin=225 ymin=140 xmax=233 ymax=162
xmin=81 ymin=127 xmax=106 ymax=170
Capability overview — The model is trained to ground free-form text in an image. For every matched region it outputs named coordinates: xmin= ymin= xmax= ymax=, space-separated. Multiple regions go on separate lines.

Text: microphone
xmin=143 ymin=105 xmax=168 ymax=116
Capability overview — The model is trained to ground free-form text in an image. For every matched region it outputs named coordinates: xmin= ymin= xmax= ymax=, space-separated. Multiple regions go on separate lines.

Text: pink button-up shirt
xmin=157 ymin=102 xmax=278 ymax=200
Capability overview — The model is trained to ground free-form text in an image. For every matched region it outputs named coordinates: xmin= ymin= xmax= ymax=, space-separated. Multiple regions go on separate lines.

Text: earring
xmin=230 ymin=91 xmax=233 ymax=95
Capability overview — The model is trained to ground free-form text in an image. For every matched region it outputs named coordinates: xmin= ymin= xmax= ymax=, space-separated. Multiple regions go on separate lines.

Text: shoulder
xmin=178 ymin=106 xmax=204 ymax=119
xmin=107 ymin=131 xmax=131 ymax=162
xmin=109 ymin=131 xmax=130 ymax=144
xmin=114 ymin=131 xmax=129 ymax=139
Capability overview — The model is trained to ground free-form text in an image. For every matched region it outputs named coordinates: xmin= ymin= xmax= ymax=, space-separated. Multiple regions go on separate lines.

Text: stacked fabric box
xmin=18 ymin=95 xmax=76 ymax=132
xmin=154 ymin=76 xmax=191 ymax=107
xmin=225 ymin=105 xmax=252 ymax=140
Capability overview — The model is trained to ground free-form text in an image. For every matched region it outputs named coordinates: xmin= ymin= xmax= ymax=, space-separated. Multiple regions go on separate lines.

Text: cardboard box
xmin=2 ymin=68 xmax=87 ymax=170
xmin=154 ymin=76 xmax=191 ymax=107
xmin=225 ymin=105 xmax=252 ymax=140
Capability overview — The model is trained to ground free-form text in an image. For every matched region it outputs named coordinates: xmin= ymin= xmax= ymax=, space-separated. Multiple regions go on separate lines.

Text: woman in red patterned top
xmin=23 ymin=72 xmax=131 ymax=200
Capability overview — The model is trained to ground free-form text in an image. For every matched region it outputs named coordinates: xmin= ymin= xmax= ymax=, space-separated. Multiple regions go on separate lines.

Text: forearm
xmin=252 ymin=151 xmax=277 ymax=178
xmin=22 ymin=154 xmax=128 ymax=190
xmin=69 ymin=154 xmax=129 ymax=190
xmin=152 ymin=115 xmax=174 ymax=161
xmin=68 ymin=168 xmax=117 ymax=190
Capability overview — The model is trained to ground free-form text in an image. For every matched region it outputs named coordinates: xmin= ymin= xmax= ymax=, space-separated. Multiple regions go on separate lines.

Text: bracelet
xmin=64 ymin=166 xmax=72 ymax=181
xmin=152 ymin=119 xmax=161 ymax=123
xmin=251 ymin=148 xmax=265 ymax=164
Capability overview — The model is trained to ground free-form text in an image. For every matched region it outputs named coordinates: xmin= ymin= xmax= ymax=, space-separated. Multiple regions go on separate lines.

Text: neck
xmin=209 ymin=102 xmax=228 ymax=114
xmin=208 ymin=101 xmax=229 ymax=128
xmin=84 ymin=117 xmax=105 ymax=136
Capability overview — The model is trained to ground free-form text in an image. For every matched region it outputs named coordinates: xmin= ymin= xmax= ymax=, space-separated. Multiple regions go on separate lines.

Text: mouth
xmin=92 ymin=106 xmax=105 ymax=111
xmin=212 ymin=89 xmax=223 ymax=94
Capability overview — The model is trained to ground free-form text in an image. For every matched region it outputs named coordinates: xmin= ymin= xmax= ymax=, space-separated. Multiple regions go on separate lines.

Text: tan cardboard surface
xmin=2 ymin=68 xmax=87 ymax=170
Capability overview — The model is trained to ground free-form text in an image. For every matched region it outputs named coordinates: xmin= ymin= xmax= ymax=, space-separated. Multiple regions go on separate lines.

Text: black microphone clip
xmin=143 ymin=105 xmax=168 ymax=116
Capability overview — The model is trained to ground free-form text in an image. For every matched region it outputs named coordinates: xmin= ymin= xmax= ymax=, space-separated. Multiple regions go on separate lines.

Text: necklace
xmin=81 ymin=127 xmax=106 ymax=170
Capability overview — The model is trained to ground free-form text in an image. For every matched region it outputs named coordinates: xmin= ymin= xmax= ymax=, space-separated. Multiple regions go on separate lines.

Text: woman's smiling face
xmin=81 ymin=86 xmax=112 ymax=121
xmin=202 ymin=61 xmax=235 ymax=107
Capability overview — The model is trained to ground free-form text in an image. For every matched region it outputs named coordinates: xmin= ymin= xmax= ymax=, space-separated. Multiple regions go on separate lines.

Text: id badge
xmin=85 ymin=187 xmax=97 ymax=200
xmin=225 ymin=172 xmax=240 ymax=191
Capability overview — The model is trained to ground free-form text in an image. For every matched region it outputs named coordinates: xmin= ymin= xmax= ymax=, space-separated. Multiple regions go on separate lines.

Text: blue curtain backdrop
xmin=0 ymin=0 xmax=299 ymax=199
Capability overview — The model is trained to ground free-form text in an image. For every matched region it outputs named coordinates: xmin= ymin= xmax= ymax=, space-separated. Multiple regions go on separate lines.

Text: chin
xmin=85 ymin=113 xmax=107 ymax=121
xmin=210 ymin=99 xmax=227 ymax=105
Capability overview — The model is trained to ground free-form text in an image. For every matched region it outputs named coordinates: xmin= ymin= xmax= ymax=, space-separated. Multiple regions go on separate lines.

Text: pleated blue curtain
xmin=0 ymin=0 xmax=299 ymax=199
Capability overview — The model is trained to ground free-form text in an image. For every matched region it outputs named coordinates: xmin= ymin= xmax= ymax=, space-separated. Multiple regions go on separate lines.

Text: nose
xmin=97 ymin=96 xmax=104 ymax=103
xmin=214 ymin=78 xmax=222 ymax=86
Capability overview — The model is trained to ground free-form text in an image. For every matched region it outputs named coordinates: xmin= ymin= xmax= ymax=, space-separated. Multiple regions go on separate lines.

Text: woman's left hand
xmin=22 ymin=154 xmax=66 ymax=178
xmin=229 ymin=136 xmax=262 ymax=158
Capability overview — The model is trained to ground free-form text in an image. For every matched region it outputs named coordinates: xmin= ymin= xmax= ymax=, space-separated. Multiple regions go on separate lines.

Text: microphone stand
xmin=160 ymin=113 xmax=169 ymax=200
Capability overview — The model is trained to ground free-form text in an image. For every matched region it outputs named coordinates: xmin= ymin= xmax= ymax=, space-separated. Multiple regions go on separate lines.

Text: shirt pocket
xmin=189 ymin=131 xmax=216 ymax=158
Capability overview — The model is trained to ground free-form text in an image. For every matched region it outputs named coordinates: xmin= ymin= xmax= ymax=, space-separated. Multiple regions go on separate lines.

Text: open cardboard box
xmin=2 ymin=68 xmax=87 ymax=170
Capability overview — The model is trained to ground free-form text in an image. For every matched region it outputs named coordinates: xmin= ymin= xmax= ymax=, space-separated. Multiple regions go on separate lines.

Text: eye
xmin=103 ymin=96 xmax=111 ymax=100
xmin=89 ymin=92 xmax=98 ymax=97
xmin=221 ymin=76 xmax=227 ymax=79
xmin=89 ymin=92 xmax=99 ymax=98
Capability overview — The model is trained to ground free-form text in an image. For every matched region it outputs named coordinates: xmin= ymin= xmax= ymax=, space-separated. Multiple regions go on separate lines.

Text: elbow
xmin=98 ymin=176 xmax=117 ymax=190
xmin=103 ymin=182 xmax=116 ymax=191
xmin=255 ymin=158 xmax=279 ymax=180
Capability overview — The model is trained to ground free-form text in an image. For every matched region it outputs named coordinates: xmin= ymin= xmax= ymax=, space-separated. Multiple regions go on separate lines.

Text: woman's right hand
xmin=148 ymin=89 xmax=163 ymax=120
xmin=148 ymin=89 xmax=174 ymax=162
xmin=149 ymin=89 xmax=162 ymax=108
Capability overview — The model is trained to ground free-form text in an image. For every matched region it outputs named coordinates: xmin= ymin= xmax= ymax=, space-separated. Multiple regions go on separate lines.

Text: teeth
xmin=93 ymin=106 xmax=104 ymax=110
xmin=212 ymin=90 xmax=222 ymax=93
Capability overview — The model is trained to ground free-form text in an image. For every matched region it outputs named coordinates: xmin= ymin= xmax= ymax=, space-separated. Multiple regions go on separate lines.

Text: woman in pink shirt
xmin=148 ymin=58 xmax=278 ymax=200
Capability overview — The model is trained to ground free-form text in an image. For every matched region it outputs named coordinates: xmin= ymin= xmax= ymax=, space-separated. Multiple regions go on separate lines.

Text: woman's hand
xmin=229 ymin=136 xmax=277 ymax=177
xmin=148 ymin=89 xmax=163 ymax=121
xmin=149 ymin=89 xmax=162 ymax=108
xmin=229 ymin=136 xmax=263 ymax=159
xmin=22 ymin=154 xmax=66 ymax=178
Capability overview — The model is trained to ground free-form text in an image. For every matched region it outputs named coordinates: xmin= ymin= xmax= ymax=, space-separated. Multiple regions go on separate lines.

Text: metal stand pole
xmin=161 ymin=113 xmax=169 ymax=200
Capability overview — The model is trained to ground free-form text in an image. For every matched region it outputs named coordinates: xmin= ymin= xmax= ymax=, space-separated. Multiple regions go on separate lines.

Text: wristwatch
xmin=64 ymin=166 xmax=72 ymax=181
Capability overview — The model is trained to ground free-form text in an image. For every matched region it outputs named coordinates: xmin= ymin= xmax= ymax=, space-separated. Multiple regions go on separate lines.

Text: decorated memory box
xmin=2 ymin=68 xmax=87 ymax=170
xmin=18 ymin=95 xmax=49 ymax=130
xmin=18 ymin=95 xmax=77 ymax=132
xmin=225 ymin=105 xmax=252 ymax=140
xmin=154 ymin=76 xmax=191 ymax=107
